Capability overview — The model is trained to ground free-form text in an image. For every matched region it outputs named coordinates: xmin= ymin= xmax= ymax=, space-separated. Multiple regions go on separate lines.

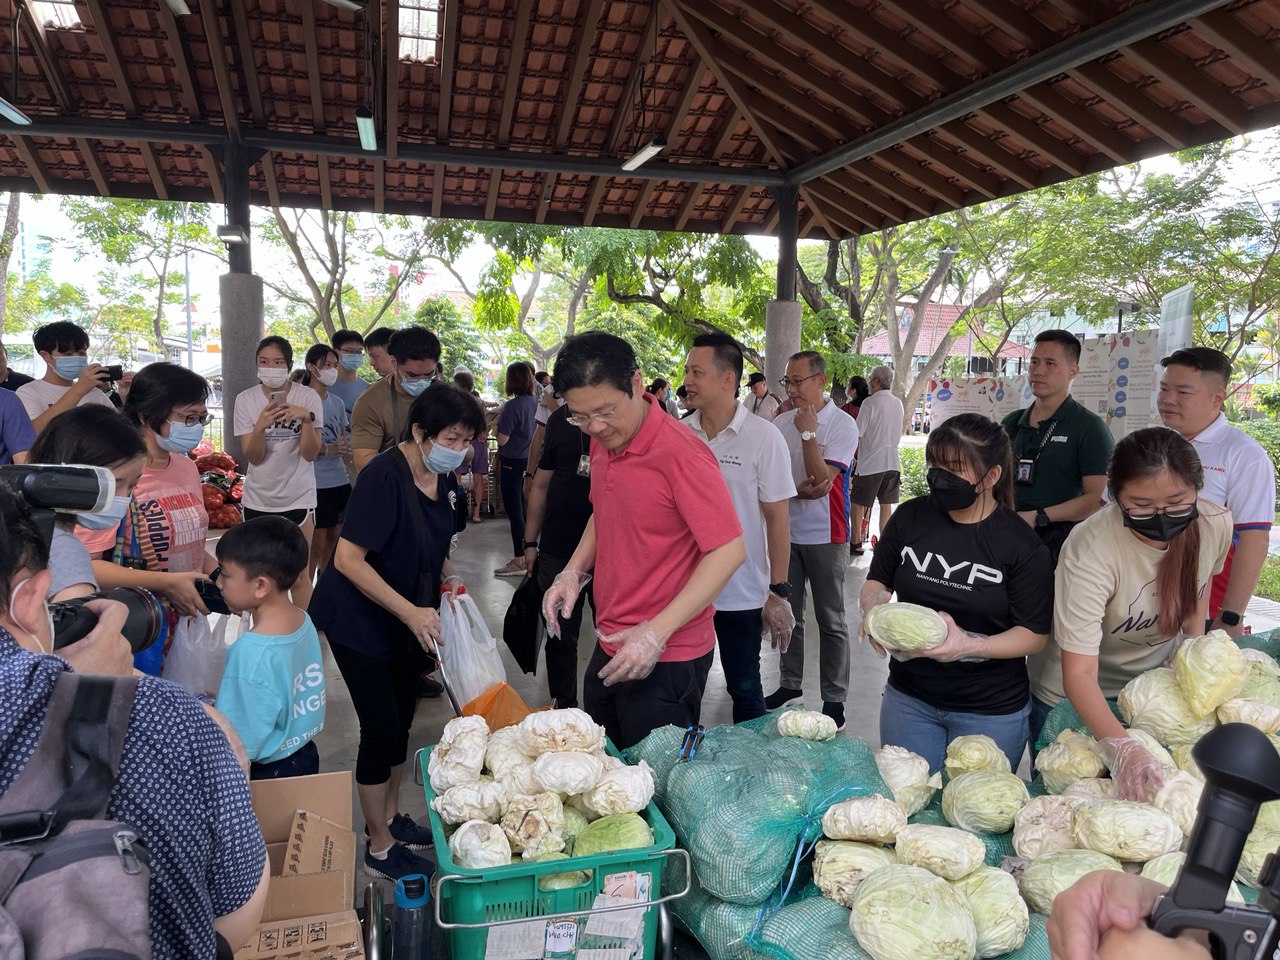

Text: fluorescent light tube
xmin=320 ymin=0 xmax=365 ymax=11
xmin=217 ymin=224 xmax=249 ymax=245
xmin=0 ymin=97 xmax=31 ymax=125
xmin=165 ymin=0 xmax=192 ymax=15
xmin=621 ymin=135 xmax=666 ymax=172
xmin=356 ymin=105 xmax=377 ymax=152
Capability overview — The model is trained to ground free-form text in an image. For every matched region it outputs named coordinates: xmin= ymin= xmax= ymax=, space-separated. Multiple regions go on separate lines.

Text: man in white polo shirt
xmin=768 ymin=351 xmax=859 ymax=729
xmin=1158 ymin=347 xmax=1275 ymax=636
xmin=851 ymin=364 xmax=905 ymax=556
xmin=683 ymin=333 xmax=796 ymax=723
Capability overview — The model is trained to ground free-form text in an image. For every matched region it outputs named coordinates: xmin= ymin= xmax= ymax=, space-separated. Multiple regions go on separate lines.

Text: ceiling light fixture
xmin=356 ymin=105 xmax=377 ymax=152
xmin=3 ymin=3 xmax=31 ymax=124
xmin=165 ymin=0 xmax=192 ymax=15
xmin=620 ymin=6 xmax=666 ymax=173
xmin=217 ymin=224 xmax=250 ymax=245
xmin=319 ymin=0 xmax=365 ymax=11
xmin=0 ymin=96 xmax=30 ymax=126
xmin=621 ymin=135 xmax=666 ymax=172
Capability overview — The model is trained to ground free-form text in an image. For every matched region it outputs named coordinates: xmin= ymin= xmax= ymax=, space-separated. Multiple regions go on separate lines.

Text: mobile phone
xmin=104 ymin=364 xmax=124 ymax=382
xmin=268 ymin=390 xmax=286 ymax=407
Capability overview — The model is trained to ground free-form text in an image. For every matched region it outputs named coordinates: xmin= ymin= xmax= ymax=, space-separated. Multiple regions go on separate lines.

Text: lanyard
xmin=387 ymin=386 xmax=402 ymax=452
xmin=1018 ymin=416 xmax=1059 ymax=465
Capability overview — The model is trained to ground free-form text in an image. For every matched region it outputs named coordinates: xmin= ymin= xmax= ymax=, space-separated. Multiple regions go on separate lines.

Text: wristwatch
xmin=1219 ymin=609 xmax=1243 ymax=627
xmin=769 ymin=582 xmax=792 ymax=599
xmin=523 ymin=471 xmax=535 ymax=479
xmin=800 ymin=430 xmax=817 ymax=442
xmin=522 ymin=540 xmax=539 ymax=551
xmin=1035 ymin=508 xmax=1050 ymax=529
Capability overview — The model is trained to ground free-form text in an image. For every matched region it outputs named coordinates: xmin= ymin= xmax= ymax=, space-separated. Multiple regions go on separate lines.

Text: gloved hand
xmin=762 ymin=593 xmax=796 ymax=653
xmin=541 ymin=570 xmax=591 ymax=637
xmin=859 ymin=586 xmax=892 ymax=657
xmin=597 ymin=621 xmax=666 ymax=686
xmin=1099 ymin=736 xmax=1168 ymax=803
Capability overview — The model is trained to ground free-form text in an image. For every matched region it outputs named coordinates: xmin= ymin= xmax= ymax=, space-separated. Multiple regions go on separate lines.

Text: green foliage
xmin=415 ymin=295 xmax=485 ymax=374
xmin=1238 ymin=420 xmax=1280 ymax=508
xmin=1255 ymin=555 xmax=1280 ymax=603
xmin=1254 ymin=384 xmax=1280 ymax=420
xmin=899 ymin=446 xmax=929 ymax=501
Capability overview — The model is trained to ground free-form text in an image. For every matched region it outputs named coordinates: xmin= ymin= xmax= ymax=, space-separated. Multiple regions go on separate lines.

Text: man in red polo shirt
xmin=541 ymin=332 xmax=745 ymax=748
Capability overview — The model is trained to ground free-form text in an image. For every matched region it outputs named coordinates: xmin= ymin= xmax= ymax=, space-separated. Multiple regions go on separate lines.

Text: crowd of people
xmin=0 ymin=315 xmax=1271 ymax=957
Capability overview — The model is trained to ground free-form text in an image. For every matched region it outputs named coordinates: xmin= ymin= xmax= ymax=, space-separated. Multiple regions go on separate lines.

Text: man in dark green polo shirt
xmin=1001 ymin=329 xmax=1113 ymax=563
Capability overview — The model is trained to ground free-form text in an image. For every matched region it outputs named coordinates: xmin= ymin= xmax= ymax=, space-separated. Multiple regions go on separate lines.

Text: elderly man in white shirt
xmin=851 ymin=365 xmax=905 ymax=556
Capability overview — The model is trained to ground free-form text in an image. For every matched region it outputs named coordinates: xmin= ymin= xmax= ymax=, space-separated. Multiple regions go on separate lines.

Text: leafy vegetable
xmin=951 ymin=866 xmax=1030 ymax=958
xmin=944 ymin=735 xmax=1011 ymax=778
xmin=1072 ymin=799 xmax=1183 ymax=862
xmin=894 ymin=823 xmax=986 ymax=880
xmin=1174 ymin=631 xmax=1249 ymax=720
xmin=863 ymin=602 xmax=948 ymax=652
xmin=1019 ymin=849 xmax=1123 ymax=914
xmin=942 ymin=771 xmax=1029 ymax=835
xmin=573 ymin=813 xmax=654 ymax=858
xmin=813 ymin=840 xmax=897 ymax=907
xmin=849 ymin=864 xmax=977 ymax=960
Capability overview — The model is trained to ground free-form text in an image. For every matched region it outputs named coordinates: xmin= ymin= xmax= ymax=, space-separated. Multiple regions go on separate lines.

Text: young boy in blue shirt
xmin=214 ymin=516 xmax=326 ymax=780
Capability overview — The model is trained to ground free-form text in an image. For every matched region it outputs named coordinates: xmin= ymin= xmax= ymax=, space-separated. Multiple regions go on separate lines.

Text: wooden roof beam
xmin=800 ymin=0 xmax=958 ymax=94
xmin=8 ymin=137 xmax=50 ymax=193
xmin=627 ymin=55 xmax=706 ymax=229
xmin=76 ymin=138 xmax=110 ymax=196
xmin=874 ymin=0 xmax=998 ymax=70
xmin=935 ymin=122 xmax=1040 ymax=189
xmin=486 ymin=4 xmax=534 ymax=220
xmin=156 ymin=0 xmax=203 ymax=121
xmin=198 ymin=0 xmax=240 ymax=136
xmin=977 ymin=102 xmax=1088 ymax=176
xmin=674 ymin=107 xmax=741 ymax=231
xmin=229 ymin=3 xmax=283 ymax=210
xmin=199 ymin=145 xmax=223 ymax=203
xmin=81 ymin=0 xmax=139 ymax=115
xmin=1193 ymin=9 xmax=1280 ymax=91
xmin=901 ymin=136 xmax=1002 ymax=199
xmin=722 ymin=185 xmax=753 ymax=233
xmin=385 ymin=0 xmax=400 ymax=160
xmin=1067 ymin=61 xmax=1194 ymax=148
xmin=1016 ymin=86 xmax=1132 ymax=164
xmin=435 ymin=0 xmax=461 ymax=140
xmin=800 ymin=179 xmax=880 ymax=231
xmin=301 ymin=0 xmax=326 ymax=133
xmin=139 ymin=142 xmax=168 ymax=200
xmin=628 ymin=181 xmax=658 ymax=228
xmin=1124 ymin=39 xmax=1251 ymax=134
xmin=13 ymin=1 xmax=73 ymax=109
xmin=536 ymin=0 xmax=606 ymax=212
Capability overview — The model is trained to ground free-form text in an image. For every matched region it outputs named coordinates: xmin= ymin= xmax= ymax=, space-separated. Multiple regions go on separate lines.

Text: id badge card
xmin=1015 ymin=459 xmax=1035 ymax=485
xmin=577 ymin=454 xmax=591 ymax=478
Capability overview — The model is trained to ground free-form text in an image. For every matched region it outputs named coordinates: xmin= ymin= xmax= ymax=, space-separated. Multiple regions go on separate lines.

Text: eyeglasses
xmin=1120 ymin=503 xmax=1196 ymax=521
xmin=779 ymin=373 xmax=822 ymax=389
xmin=172 ymin=413 xmax=215 ymax=427
xmin=565 ymin=407 xmax=619 ymax=428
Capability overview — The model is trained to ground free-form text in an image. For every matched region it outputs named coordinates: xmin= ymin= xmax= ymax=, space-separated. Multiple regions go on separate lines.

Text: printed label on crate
xmin=544 ymin=920 xmax=578 ymax=956
xmin=601 ymin=871 xmax=650 ymax=903
xmin=583 ymin=894 xmax=645 ymax=944
xmin=578 ymin=951 xmax=632 ymax=960
xmin=483 ymin=919 xmax=545 ymax=960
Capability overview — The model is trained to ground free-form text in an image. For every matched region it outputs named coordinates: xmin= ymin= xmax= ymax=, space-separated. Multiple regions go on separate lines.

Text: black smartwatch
xmin=1035 ymin=508 xmax=1050 ymax=529
xmin=1219 ymin=609 xmax=1242 ymax=627
xmin=522 ymin=540 xmax=539 ymax=551
xmin=769 ymin=582 xmax=792 ymax=599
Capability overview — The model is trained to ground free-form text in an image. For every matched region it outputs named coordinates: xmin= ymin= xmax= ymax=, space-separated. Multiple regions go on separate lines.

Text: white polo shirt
xmin=854 ymin=388 xmax=905 ymax=475
xmin=687 ymin=403 xmax=796 ymax=610
xmin=1189 ymin=413 xmax=1275 ymax=531
xmin=776 ymin=401 xmax=859 ymax=546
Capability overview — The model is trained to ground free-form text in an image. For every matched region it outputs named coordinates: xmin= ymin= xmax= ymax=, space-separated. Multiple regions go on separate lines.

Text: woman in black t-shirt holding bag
xmin=860 ymin=413 xmax=1054 ymax=773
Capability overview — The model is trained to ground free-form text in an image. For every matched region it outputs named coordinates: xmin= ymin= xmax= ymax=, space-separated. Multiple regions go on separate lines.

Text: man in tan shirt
xmin=349 ymin=326 xmax=442 ymax=474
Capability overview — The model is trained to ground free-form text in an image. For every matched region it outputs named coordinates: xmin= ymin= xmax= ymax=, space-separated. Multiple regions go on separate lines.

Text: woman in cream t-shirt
xmin=1030 ymin=427 xmax=1231 ymax=799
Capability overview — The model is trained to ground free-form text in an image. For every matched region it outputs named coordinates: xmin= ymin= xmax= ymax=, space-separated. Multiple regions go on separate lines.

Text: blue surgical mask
xmin=422 ymin=441 xmax=465 ymax=474
xmin=401 ymin=375 xmax=431 ymax=397
xmin=77 ymin=494 xmax=130 ymax=532
xmin=55 ymin=356 xmax=89 ymax=381
xmin=340 ymin=353 xmax=364 ymax=371
xmin=157 ymin=420 xmax=205 ymax=455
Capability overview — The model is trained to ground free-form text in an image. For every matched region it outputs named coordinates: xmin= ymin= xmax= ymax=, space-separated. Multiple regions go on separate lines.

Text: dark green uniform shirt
xmin=1001 ymin=395 xmax=1114 ymax=512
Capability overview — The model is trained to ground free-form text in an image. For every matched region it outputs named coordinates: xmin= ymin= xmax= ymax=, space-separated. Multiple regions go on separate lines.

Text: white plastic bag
xmin=162 ymin=614 xmax=225 ymax=700
xmin=439 ymin=594 xmax=507 ymax=708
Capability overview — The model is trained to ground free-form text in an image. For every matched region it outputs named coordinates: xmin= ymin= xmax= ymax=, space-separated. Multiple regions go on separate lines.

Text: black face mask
xmin=927 ymin=467 xmax=979 ymax=512
xmin=1121 ymin=503 xmax=1199 ymax=542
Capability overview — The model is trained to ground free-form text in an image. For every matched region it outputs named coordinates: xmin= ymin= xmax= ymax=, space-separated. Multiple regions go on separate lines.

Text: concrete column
xmin=219 ymin=272 xmax=264 ymax=467
xmin=765 ymin=299 xmax=802 ymax=391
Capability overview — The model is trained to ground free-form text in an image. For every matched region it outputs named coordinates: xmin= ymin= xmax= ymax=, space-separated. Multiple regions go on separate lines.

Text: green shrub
xmin=900 ymin=446 xmax=928 ymax=501
xmin=1255 ymin=555 xmax=1280 ymax=603
xmin=1237 ymin=420 xmax=1280 ymax=510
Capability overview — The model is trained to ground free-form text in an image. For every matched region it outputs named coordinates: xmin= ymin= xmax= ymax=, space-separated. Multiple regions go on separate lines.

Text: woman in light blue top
xmin=294 ymin=344 xmax=352 ymax=589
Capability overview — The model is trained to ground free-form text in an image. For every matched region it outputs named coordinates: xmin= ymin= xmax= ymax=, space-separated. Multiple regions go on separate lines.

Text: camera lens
xmin=48 ymin=587 xmax=167 ymax=654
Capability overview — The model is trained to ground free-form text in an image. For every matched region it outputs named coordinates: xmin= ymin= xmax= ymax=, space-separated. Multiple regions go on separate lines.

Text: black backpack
xmin=0 ymin=672 xmax=152 ymax=959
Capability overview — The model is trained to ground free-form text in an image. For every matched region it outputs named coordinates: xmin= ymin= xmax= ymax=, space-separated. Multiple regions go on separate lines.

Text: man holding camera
xmin=17 ymin=321 xmax=121 ymax=435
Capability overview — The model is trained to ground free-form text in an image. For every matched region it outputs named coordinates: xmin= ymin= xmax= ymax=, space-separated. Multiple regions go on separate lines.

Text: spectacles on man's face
xmin=565 ymin=407 xmax=620 ymax=428
xmin=779 ymin=372 xmax=822 ymax=390
xmin=172 ymin=412 xmax=215 ymax=427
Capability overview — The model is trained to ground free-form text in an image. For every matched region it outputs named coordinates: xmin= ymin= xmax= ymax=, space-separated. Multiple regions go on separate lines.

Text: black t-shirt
xmin=536 ymin=405 xmax=593 ymax=559
xmin=868 ymin=496 xmax=1054 ymax=714
xmin=310 ymin=447 xmax=458 ymax=662
xmin=0 ymin=371 xmax=33 ymax=392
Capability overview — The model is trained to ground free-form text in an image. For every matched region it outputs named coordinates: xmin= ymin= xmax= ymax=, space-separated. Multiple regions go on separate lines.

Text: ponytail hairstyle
xmin=1108 ymin=427 xmax=1205 ymax=637
xmin=925 ymin=413 xmax=1015 ymax=510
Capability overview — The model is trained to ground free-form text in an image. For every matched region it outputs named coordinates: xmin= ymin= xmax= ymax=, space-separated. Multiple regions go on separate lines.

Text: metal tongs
xmin=676 ymin=725 xmax=706 ymax=763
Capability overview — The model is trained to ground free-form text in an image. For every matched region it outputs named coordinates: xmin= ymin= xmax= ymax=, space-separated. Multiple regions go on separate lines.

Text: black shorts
xmin=243 ymin=506 xmax=315 ymax=527
xmin=314 ymin=484 xmax=352 ymax=529
xmin=850 ymin=470 xmax=901 ymax=508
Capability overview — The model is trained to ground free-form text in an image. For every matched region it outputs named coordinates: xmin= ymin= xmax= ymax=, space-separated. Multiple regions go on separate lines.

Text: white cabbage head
xmin=951 ymin=865 xmax=1030 ymax=959
xmin=496 ymin=761 xmax=541 ymax=799
xmin=1237 ymin=827 xmax=1280 ymax=887
xmin=1013 ymin=794 xmax=1085 ymax=860
xmin=941 ymin=771 xmax=1029 ymax=835
xmin=1118 ymin=668 xmax=1217 ymax=747
xmin=945 ymin=735 xmax=1012 ymax=778
xmin=431 ymin=780 xmax=508 ymax=825
xmin=874 ymin=745 xmax=942 ymax=816
xmin=1174 ymin=631 xmax=1249 ymax=720
xmin=1153 ymin=771 xmax=1204 ymax=837
xmin=776 ymin=709 xmax=839 ymax=741
xmin=583 ymin=761 xmax=656 ymax=816
xmin=448 ymin=819 xmax=512 ymax=869
xmin=894 ymin=823 xmax=987 ymax=881
xmin=1019 ymin=849 xmax=1124 ymax=914
xmin=1127 ymin=728 xmax=1176 ymax=772
xmin=1169 ymin=746 xmax=1203 ymax=782
xmin=1038 ymin=730 xmax=1107 ymax=794
xmin=518 ymin=708 xmax=606 ymax=754
xmin=862 ymin=602 xmax=948 ymax=652
xmin=1217 ymin=698 xmax=1280 ymax=735
xmin=531 ymin=751 xmax=604 ymax=797
xmin=500 ymin=792 xmax=567 ymax=859
xmin=848 ymin=864 xmax=977 ymax=960
xmin=822 ymin=795 xmax=908 ymax=844
xmin=483 ymin=725 xmax=532 ymax=780
xmin=812 ymin=840 xmax=897 ymax=907
xmin=1061 ymin=778 xmax=1117 ymax=801
xmin=428 ymin=716 xmax=490 ymax=793
xmin=1142 ymin=852 xmax=1245 ymax=903
xmin=1072 ymin=799 xmax=1183 ymax=862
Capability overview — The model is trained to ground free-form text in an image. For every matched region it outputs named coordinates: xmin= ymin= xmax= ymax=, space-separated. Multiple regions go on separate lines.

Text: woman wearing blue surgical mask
xmin=310 ymin=384 xmax=483 ymax=882
xmin=297 ymin=344 xmax=353 ymax=592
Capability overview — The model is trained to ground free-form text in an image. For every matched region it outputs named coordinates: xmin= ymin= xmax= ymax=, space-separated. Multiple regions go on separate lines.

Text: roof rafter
xmin=1123 ymin=37 xmax=1252 ymax=134
xmin=385 ymin=0 xmax=400 ymax=161
xmin=1193 ymin=9 xmax=1280 ymax=89
xmin=629 ymin=54 xmax=705 ymax=229
xmin=8 ymin=136 xmax=50 ymax=193
xmin=12 ymin=0 xmax=73 ymax=109
xmin=198 ymin=0 xmax=240 ymax=136
xmin=486 ymin=3 xmax=534 ymax=220
xmin=1067 ymin=61 xmax=1195 ymax=148
xmin=674 ymin=107 xmax=740 ymax=231
xmin=228 ymin=2 xmax=283 ymax=210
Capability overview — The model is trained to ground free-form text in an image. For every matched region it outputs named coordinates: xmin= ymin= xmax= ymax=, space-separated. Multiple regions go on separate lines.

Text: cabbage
xmin=1170 ymin=745 xmax=1203 ymax=782
xmin=951 ymin=866 xmax=1030 ymax=958
xmin=777 ymin=709 xmax=838 ymax=741
xmin=1142 ymin=852 xmax=1245 ymax=902
xmin=1218 ymin=698 xmax=1280 ymax=734
xmin=894 ymin=823 xmax=986 ymax=880
xmin=518 ymin=708 xmax=606 ymax=754
xmin=535 ymin=852 xmax=592 ymax=891
xmin=500 ymin=792 xmax=566 ymax=859
xmin=496 ymin=761 xmax=541 ymax=798
xmin=531 ymin=750 xmax=604 ymax=796
xmin=1258 ymin=801 xmax=1280 ymax=833
xmin=1013 ymin=794 xmax=1085 ymax=860
xmin=1118 ymin=668 xmax=1217 ymax=747
xmin=1237 ymin=827 xmax=1280 ymax=887
xmin=484 ymin=725 xmax=532 ymax=780
xmin=1061 ymin=778 xmax=1117 ymax=800
xmin=1152 ymin=771 xmax=1203 ymax=837
xmin=562 ymin=806 xmax=590 ymax=853
xmin=430 ymin=779 xmax=508 ymax=825
xmin=822 ymin=795 xmax=908 ymax=844
xmin=874 ymin=745 xmax=942 ymax=816
xmin=945 ymin=735 xmax=1011 ymax=778
xmin=449 ymin=819 xmax=511 ymax=869
xmin=1072 ymin=799 xmax=1182 ymax=862
xmin=428 ymin=716 xmax=490 ymax=793
xmin=1240 ymin=655 xmax=1280 ymax=698
xmin=942 ymin=771 xmax=1029 ymax=834
xmin=573 ymin=813 xmax=654 ymax=858
xmin=862 ymin=602 xmax=948 ymax=652
xmin=584 ymin=761 xmax=656 ymax=816
xmin=812 ymin=840 xmax=897 ymax=907
xmin=1037 ymin=730 xmax=1106 ymax=794
xmin=1175 ymin=631 xmax=1249 ymax=719
xmin=848 ymin=864 xmax=977 ymax=960
xmin=1019 ymin=849 xmax=1124 ymax=914
xmin=1128 ymin=729 xmax=1176 ymax=772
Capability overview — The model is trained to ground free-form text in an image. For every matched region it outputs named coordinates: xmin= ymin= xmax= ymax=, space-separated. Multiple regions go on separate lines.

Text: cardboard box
xmin=235 ymin=910 xmax=364 ymax=960
xmin=284 ymin=810 xmax=357 ymax=914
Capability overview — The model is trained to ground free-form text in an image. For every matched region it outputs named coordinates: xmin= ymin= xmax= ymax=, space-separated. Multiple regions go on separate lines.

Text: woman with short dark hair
xmin=295 ymin=344 xmax=352 ymax=588
xmin=494 ymin=361 xmax=538 ymax=576
xmin=310 ymin=384 xmax=484 ymax=882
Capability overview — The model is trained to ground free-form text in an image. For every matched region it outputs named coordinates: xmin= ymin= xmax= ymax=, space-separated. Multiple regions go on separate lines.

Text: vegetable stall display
xmin=192 ymin=450 xmax=244 ymax=529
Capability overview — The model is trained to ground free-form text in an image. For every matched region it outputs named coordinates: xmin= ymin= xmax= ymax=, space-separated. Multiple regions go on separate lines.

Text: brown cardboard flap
xmin=250 ymin=771 xmax=353 ymax=844
xmin=262 ymin=872 xmax=349 ymax=923
xmin=285 ymin=810 xmax=357 ymax=908
xmin=234 ymin=910 xmax=364 ymax=960
xmin=266 ymin=842 xmax=288 ymax=876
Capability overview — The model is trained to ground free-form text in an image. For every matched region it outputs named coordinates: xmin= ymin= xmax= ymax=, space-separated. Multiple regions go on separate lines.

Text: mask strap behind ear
xmin=8 ymin=577 xmax=47 ymax=656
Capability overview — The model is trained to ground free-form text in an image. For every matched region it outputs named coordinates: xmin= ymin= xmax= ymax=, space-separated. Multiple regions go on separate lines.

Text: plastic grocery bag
xmin=162 ymin=614 xmax=226 ymax=700
xmin=439 ymin=594 xmax=507 ymax=709
xmin=462 ymin=681 xmax=533 ymax=731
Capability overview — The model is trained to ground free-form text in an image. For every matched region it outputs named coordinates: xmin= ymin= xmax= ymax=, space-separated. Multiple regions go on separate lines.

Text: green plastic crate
xmin=419 ymin=742 xmax=688 ymax=960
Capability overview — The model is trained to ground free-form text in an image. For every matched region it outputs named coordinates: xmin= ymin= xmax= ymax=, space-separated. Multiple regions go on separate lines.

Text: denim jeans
xmin=1029 ymin=695 xmax=1056 ymax=755
xmin=713 ymin=608 xmax=766 ymax=723
xmin=879 ymin=683 xmax=1030 ymax=775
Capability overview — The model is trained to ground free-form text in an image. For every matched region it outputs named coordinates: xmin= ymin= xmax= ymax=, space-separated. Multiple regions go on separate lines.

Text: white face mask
xmin=317 ymin=368 xmax=339 ymax=387
xmin=257 ymin=368 xmax=289 ymax=389
xmin=8 ymin=577 xmax=53 ymax=655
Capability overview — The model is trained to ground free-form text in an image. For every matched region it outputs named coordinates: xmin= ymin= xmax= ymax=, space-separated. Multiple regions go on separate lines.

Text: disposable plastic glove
xmin=597 ymin=621 xmax=666 ymax=686
xmin=1099 ymin=736 xmax=1168 ymax=803
xmin=762 ymin=593 xmax=796 ymax=653
xmin=541 ymin=570 xmax=592 ymax=637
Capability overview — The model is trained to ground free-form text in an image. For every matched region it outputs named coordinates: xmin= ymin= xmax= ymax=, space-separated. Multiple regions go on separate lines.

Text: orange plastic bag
xmin=462 ymin=681 xmax=534 ymax=731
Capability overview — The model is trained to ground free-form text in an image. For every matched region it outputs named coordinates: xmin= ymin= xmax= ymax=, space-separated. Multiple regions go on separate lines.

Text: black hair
xmin=552 ymin=332 xmax=638 ymax=398
xmin=331 ymin=329 xmax=364 ymax=352
xmin=692 ymin=331 xmax=745 ymax=383
xmin=215 ymin=516 xmax=308 ymax=592
xmin=256 ymin=335 xmax=293 ymax=368
xmin=788 ymin=350 xmax=826 ymax=376
xmin=122 ymin=362 xmax=211 ymax=434
xmin=364 ymin=327 xmax=394 ymax=351
xmin=403 ymin=383 xmax=487 ymax=443
xmin=305 ymin=344 xmax=337 ymax=371
xmin=0 ymin=485 xmax=49 ymax=597
xmin=505 ymin=362 xmax=536 ymax=397
xmin=290 ymin=369 xmax=310 ymax=386
xmin=676 ymin=384 xmax=687 ymax=400
xmin=388 ymin=326 xmax=442 ymax=365
xmin=849 ymin=376 xmax=870 ymax=403
xmin=1034 ymin=329 xmax=1082 ymax=365
xmin=926 ymin=412 xmax=1015 ymax=509
xmin=1162 ymin=347 xmax=1232 ymax=387
xmin=535 ymin=371 xmax=550 ymax=386
xmin=29 ymin=405 xmax=147 ymax=470
xmin=453 ymin=369 xmax=475 ymax=393
xmin=647 ymin=378 xmax=669 ymax=395
xmin=32 ymin=321 xmax=89 ymax=355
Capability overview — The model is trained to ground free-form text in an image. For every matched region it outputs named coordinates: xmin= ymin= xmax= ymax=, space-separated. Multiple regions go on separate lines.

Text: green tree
xmin=415 ymin=295 xmax=485 ymax=374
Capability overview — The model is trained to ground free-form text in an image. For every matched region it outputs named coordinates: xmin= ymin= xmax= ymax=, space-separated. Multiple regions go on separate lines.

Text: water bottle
xmin=390 ymin=874 xmax=432 ymax=960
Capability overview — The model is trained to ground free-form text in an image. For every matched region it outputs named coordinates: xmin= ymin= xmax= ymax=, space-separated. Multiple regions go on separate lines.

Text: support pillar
xmin=766 ymin=183 xmax=801 ymax=388
xmin=219 ymin=139 xmax=261 ymax=467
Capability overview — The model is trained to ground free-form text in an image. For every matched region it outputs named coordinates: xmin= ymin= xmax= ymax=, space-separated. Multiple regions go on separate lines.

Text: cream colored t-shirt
xmin=1031 ymin=501 xmax=1232 ymax=705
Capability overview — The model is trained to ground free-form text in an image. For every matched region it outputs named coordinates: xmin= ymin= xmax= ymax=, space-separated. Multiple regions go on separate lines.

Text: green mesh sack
xmin=1035 ymin=700 xmax=1122 ymax=753
xmin=662 ymin=858 xmax=770 ymax=960
xmin=1238 ymin=628 xmax=1280 ymax=660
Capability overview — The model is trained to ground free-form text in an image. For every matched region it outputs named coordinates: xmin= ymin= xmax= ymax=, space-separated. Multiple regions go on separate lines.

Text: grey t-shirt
xmin=48 ymin=524 xmax=98 ymax=598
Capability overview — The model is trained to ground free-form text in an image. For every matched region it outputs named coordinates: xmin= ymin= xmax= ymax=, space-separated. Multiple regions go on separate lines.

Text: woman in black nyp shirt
xmin=861 ymin=413 xmax=1054 ymax=773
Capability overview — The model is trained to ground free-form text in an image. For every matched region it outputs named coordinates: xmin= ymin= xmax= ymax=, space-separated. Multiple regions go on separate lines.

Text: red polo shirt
xmin=590 ymin=393 xmax=742 ymax=661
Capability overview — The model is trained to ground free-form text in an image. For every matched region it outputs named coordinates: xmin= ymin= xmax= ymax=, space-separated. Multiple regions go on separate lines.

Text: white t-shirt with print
xmin=234 ymin=382 xmax=324 ymax=511
xmin=688 ymin=403 xmax=797 ymax=610
xmin=776 ymin=401 xmax=859 ymax=545
xmin=16 ymin=379 xmax=116 ymax=421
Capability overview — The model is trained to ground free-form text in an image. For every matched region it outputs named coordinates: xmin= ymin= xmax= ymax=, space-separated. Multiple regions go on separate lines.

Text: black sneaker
xmin=364 ymin=842 xmax=435 ymax=882
xmin=365 ymin=814 xmax=434 ymax=851
xmin=823 ymin=701 xmax=846 ymax=732
xmin=764 ymin=687 xmax=803 ymax=710
xmin=418 ymin=674 xmax=444 ymax=699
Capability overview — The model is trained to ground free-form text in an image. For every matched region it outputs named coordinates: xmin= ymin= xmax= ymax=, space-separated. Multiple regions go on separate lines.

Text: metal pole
xmin=223 ymin=139 xmax=252 ymax=275
xmin=183 ymin=203 xmax=193 ymax=370
xmin=770 ymin=184 xmax=798 ymax=302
